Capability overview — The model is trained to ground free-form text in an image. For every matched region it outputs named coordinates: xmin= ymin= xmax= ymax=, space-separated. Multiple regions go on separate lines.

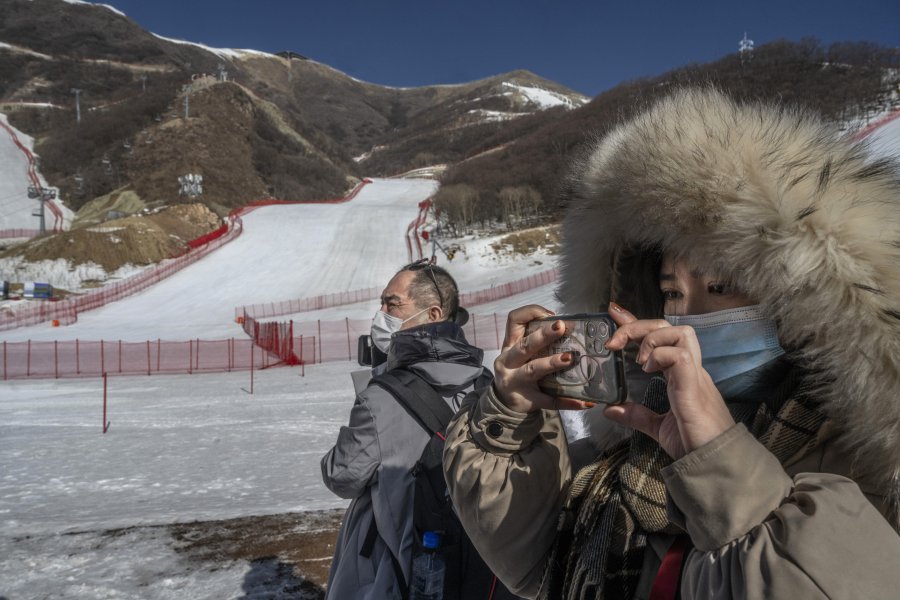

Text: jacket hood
xmin=387 ymin=321 xmax=485 ymax=390
xmin=558 ymin=88 xmax=900 ymax=501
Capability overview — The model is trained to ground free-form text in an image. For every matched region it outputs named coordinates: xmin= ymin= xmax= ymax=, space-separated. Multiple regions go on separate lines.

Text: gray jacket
xmin=322 ymin=321 xmax=486 ymax=600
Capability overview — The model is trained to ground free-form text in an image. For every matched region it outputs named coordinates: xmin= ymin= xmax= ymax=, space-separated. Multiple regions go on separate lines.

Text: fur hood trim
xmin=558 ymin=88 xmax=900 ymax=503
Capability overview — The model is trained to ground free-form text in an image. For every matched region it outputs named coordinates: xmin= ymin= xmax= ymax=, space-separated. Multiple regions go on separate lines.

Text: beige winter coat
xmin=445 ymin=387 xmax=900 ymax=598
xmin=443 ymin=88 xmax=900 ymax=599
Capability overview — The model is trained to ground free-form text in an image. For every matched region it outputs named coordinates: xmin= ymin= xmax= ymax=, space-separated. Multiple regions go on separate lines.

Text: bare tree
xmin=434 ymin=184 xmax=479 ymax=235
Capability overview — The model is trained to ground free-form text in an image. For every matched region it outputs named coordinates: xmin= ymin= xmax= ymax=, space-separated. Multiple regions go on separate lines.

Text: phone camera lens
xmin=586 ymin=322 xmax=596 ymax=337
xmin=596 ymin=322 xmax=610 ymax=338
xmin=593 ymin=339 xmax=610 ymax=356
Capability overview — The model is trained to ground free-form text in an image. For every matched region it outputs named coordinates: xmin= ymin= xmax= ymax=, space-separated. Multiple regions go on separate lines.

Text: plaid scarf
xmin=540 ymin=370 xmax=827 ymax=600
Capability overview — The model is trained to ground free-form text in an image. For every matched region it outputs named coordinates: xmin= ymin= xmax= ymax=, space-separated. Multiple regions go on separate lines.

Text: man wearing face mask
xmin=321 ymin=259 xmax=492 ymax=600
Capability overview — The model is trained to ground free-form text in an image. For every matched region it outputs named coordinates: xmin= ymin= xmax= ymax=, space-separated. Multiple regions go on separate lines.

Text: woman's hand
xmin=602 ymin=303 xmax=735 ymax=460
xmin=493 ymin=305 xmax=595 ymax=413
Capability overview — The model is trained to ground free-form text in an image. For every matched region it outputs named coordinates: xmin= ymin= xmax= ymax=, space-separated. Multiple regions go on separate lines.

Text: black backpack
xmin=361 ymin=367 xmax=519 ymax=600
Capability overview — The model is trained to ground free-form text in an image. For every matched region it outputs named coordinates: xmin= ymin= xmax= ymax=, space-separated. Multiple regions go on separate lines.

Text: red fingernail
xmin=610 ymin=301 xmax=624 ymax=313
xmin=552 ymin=320 xmax=564 ymax=332
xmin=583 ymin=402 xmax=596 ymax=409
xmin=561 ymin=352 xmax=573 ymax=362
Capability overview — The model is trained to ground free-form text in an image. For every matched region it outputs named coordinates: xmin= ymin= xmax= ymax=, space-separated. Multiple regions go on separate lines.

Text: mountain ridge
xmin=1 ymin=0 xmax=897 ymax=277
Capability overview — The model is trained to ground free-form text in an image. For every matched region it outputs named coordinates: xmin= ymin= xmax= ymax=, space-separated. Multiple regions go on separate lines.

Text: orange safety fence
xmin=236 ymin=267 xmax=559 ymax=320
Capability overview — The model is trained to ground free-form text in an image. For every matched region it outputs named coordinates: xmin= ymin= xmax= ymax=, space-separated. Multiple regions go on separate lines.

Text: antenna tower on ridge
xmin=739 ymin=32 xmax=755 ymax=66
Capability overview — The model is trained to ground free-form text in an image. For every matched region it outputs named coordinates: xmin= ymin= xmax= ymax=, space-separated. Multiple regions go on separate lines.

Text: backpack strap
xmin=360 ymin=518 xmax=410 ymax=600
xmin=358 ymin=368 xmax=454 ymax=600
xmin=373 ymin=368 xmax=455 ymax=435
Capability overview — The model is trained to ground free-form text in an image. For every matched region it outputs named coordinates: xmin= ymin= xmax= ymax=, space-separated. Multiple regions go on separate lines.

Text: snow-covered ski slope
xmin=0 ymin=113 xmax=73 ymax=232
xmin=0 ymin=114 xmax=49 ymax=232
xmin=865 ymin=111 xmax=900 ymax=157
xmin=4 ymin=179 xmax=437 ymax=341
xmin=4 ymin=177 xmax=560 ymax=342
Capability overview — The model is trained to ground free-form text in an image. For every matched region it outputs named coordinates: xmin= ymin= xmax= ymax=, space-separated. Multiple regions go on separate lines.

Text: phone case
xmin=525 ymin=313 xmax=627 ymax=404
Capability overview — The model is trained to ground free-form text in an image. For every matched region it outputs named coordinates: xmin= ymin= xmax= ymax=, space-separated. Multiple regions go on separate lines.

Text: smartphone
xmin=524 ymin=313 xmax=627 ymax=404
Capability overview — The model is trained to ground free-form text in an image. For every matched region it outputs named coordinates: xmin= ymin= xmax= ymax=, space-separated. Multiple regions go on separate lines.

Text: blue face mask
xmin=664 ymin=305 xmax=785 ymax=399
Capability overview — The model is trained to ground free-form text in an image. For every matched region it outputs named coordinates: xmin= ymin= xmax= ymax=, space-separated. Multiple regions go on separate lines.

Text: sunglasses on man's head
xmin=407 ymin=259 xmax=444 ymax=309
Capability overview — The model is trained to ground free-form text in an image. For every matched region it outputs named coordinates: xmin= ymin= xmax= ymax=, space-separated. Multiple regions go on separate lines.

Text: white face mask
xmin=370 ymin=308 xmax=430 ymax=353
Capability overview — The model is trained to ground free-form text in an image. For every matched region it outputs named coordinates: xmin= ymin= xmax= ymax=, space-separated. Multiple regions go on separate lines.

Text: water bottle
xmin=409 ymin=531 xmax=445 ymax=600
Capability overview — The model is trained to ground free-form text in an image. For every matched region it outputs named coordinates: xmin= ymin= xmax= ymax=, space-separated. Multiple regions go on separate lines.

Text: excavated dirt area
xmin=168 ymin=509 xmax=343 ymax=598
xmin=0 ymin=203 xmax=222 ymax=275
xmin=491 ymin=223 xmax=560 ymax=256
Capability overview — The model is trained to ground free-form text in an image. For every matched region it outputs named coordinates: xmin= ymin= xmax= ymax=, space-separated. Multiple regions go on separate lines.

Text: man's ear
xmin=428 ymin=305 xmax=444 ymax=322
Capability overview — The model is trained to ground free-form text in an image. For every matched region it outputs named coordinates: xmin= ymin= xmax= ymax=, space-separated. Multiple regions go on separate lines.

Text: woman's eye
xmin=708 ymin=282 xmax=731 ymax=295
xmin=661 ymin=290 xmax=682 ymax=301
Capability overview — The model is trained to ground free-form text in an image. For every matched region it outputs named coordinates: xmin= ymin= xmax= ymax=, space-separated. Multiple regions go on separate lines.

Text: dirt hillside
xmin=1 ymin=203 xmax=221 ymax=274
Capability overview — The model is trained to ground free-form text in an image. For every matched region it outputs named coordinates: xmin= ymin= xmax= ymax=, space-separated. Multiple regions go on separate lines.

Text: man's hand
xmin=602 ymin=303 xmax=735 ymax=460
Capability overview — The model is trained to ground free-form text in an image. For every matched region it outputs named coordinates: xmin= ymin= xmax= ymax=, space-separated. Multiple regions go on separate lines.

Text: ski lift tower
xmin=739 ymin=32 xmax=755 ymax=66
xmin=178 ymin=174 xmax=204 ymax=198
xmin=28 ymin=185 xmax=57 ymax=235
xmin=182 ymin=83 xmax=193 ymax=119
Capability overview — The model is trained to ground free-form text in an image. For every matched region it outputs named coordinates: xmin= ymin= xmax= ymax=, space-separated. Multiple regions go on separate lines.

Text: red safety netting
xmin=4 ymin=311 xmax=516 ymax=380
xmin=256 ymin=312 xmax=513 ymax=365
xmin=852 ymin=108 xmax=900 ymax=141
xmin=458 ymin=269 xmax=558 ymax=307
xmin=236 ymin=268 xmax=559 ymax=320
xmin=0 ymin=336 xmax=316 ymax=380
xmin=239 ymin=314 xmax=305 ymax=366
xmin=239 ymin=178 xmax=370 ymax=211
xmin=406 ymin=198 xmax=432 ymax=262
xmin=0 ymin=228 xmax=41 ymax=239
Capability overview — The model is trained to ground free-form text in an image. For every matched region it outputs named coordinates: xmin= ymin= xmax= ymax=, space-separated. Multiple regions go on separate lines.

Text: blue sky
xmin=94 ymin=0 xmax=898 ymax=96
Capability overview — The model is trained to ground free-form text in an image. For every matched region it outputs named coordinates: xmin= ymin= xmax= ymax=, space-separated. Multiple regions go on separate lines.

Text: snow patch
xmin=0 ymin=41 xmax=53 ymax=60
xmin=0 ymin=257 xmax=149 ymax=292
xmin=151 ymin=33 xmax=273 ymax=60
xmin=502 ymin=82 xmax=588 ymax=109
xmin=60 ymin=0 xmax=127 ymax=18
xmin=467 ymin=108 xmax=530 ymax=122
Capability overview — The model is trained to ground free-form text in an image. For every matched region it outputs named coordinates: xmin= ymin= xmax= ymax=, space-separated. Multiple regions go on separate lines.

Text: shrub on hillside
xmin=33 ymin=74 xmax=183 ymax=209
xmin=441 ymin=39 xmax=900 ymax=226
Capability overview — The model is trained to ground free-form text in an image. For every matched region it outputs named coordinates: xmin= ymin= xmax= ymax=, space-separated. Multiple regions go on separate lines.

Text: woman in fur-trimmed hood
xmin=443 ymin=87 xmax=900 ymax=600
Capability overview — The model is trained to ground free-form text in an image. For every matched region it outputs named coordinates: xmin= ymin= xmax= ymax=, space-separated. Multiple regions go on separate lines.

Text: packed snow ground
xmin=0 ymin=356 xmax=501 ymax=599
